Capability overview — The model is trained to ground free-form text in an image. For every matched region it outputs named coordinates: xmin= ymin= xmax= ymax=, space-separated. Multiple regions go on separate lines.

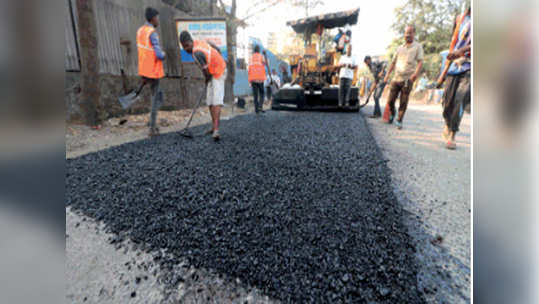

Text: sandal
xmin=149 ymin=127 xmax=160 ymax=137
xmin=442 ymin=126 xmax=449 ymax=140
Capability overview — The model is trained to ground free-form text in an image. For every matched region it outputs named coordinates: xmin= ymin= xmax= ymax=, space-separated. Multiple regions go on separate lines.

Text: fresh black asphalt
xmin=66 ymin=111 xmax=425 ymax=303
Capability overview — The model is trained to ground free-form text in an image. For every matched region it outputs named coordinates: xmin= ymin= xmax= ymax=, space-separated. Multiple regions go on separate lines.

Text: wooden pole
xmin=76 ymin=0 xmax=101 ymax=126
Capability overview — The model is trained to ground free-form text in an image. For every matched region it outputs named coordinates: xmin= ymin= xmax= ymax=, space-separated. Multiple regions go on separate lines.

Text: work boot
xmin=212 ymin=129 xmax=220 ymax=141
xmin=149 ymin=127 xmax=160 ymax=137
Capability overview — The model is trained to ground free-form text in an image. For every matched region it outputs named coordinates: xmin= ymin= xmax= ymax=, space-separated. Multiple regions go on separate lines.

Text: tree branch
xmin=239 ymin=0 xmax=284 ymax=22
xmin=216 ymin=0 xmax=231 ymax=17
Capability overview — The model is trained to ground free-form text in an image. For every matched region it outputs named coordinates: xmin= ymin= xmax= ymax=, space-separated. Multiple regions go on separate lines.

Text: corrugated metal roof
xmin=286 ymin=8 xmax=360 ymax=34
xmin=65 ymin=0 xmax=80 ymax=71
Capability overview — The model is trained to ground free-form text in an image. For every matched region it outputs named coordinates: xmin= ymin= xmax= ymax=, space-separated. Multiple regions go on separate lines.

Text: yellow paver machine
xmin=272 ymin=8 xmax=360 ymax=111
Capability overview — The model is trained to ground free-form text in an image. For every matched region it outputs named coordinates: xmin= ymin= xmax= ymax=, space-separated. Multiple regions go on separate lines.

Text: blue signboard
xmin=176 ymin=19 xmax=227 ymax=62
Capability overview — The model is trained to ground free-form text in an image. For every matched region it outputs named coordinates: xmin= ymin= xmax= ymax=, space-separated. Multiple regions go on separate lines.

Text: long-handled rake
xmin=178 ymin=84 xmax=207 ymax=138
xmin=358 ymin=84 xmax=375 ymax=109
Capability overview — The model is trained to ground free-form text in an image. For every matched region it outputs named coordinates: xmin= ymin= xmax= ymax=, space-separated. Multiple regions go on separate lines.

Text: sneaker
xmin=446 ymin=140 xmax=456 ymax=150
xmin=212 ymin=129 xmax=220 ymax=141
xmin=396 ymin=121 xmax=403 ymax=130
xmin=369 ymin=114 xmax=380 ymax=119
xmin=205 ymin=128 xmax=213 ymax=136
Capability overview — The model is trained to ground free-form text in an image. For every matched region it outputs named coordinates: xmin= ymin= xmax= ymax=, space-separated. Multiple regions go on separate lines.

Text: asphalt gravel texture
xmin=66 ymin=111 xmax=425 ymax=303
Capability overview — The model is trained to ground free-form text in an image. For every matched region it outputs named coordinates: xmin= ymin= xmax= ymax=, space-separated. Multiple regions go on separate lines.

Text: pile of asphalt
xmin=66 ymin=111 xmax=424 ymax=303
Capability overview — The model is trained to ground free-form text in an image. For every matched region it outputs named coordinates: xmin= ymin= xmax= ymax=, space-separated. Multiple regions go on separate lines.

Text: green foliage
xmin=387 ymin=0 xmax=470 ymax=79
xmin=422 ymin=53 xmax=442 ymax=79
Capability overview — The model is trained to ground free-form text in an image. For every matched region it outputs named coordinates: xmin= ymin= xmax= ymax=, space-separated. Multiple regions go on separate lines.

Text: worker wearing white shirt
xmin=271 ymin=69 xmax=281 ymax=88
xmin=337 ymin=44 xmax=357 ymax=107
xmin=265 ymin=69 xmax=281 ymax=102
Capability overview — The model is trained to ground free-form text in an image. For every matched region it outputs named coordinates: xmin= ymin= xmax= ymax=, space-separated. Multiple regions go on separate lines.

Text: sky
xmin=230 ymin=0 xmax=407 ymax=60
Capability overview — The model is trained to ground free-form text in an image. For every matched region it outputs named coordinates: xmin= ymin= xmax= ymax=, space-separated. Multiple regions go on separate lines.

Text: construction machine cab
xmin=272 ymin=8 xmax=360 ymax=111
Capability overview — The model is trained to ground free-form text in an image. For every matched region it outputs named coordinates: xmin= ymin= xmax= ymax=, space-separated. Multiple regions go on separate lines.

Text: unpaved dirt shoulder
xmin=66 ymin=101 xmax=263 ymax=159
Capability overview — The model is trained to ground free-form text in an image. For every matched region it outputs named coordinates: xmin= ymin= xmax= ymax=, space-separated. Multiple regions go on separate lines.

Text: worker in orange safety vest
xmin=248 ymin=45 xmax=267 ymax=113
xmin=179 ymin=30 xmax=227 ymax=141
xmin=136 ymin=7 xmax=166 ymax=137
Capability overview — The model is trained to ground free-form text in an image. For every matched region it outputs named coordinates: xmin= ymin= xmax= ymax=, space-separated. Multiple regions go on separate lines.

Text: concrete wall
xmin=66 ymin=63 xmax=206 ymax=123
xmin=67 ymin=0 xmax=294 ymax=123
xmin=65 ymin=0 xmax=219 ymax=123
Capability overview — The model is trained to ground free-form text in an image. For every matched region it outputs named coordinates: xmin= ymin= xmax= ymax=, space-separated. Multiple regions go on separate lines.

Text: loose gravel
xmin=66 ymin=111 xmax=425 ymax=303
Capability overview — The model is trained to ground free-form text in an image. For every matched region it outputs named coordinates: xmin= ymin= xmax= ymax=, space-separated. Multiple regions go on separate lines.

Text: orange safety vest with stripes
xmin=248 ymin=53 xmax=266 ymax=82
xmin=136 ymin=24 xmax=164 ymax=79
xmin=193 ymin=40 xmax=226 ymax=79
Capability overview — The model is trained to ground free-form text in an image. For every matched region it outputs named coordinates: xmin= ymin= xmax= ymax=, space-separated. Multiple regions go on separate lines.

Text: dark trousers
xmin=251 ymin=82 xmax=264 ymax=112
xmin=142 ymin=77 xmax=162 ymax=130
xmin=265 ymin=86 xmax=272 ymax=101
xmin=386 ymin=80 xmax=413 ymax=122
xmin=339 ymin=77 xmax=352 ymax=106
xmin=443 ymin=71 xmax=470 ymax=133
xmin=373 ymin=81 xmax=387 ymax=116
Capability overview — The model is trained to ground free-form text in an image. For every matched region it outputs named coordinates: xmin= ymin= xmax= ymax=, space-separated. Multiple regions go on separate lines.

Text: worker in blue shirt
xmin=437 ymin=6 xmax=471 ymax=150
xmin=137 ymin=7 xmax=166 ymax=136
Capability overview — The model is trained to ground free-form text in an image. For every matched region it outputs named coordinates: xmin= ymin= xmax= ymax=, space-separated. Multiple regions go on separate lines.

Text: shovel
xmin=118 ymin=81 xmax=147 ymax=109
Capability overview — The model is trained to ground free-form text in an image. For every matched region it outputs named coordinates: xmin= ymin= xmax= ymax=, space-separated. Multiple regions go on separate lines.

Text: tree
xmin=214 ymin=0 xmax=300 ymax=103
xmin=387 ymin=0 xmax=470 ymax=79
xmin=290 ymin=0 xmax=325 ymax=17
xmin=200 ymin=0 xmax=327 ymax=102
xmin=216 ymin=0 xmax=238 ymax=104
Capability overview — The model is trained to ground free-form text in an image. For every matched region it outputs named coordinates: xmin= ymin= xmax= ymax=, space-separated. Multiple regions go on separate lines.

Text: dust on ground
xmin=362 ymin=100 xmax=471 ymax=303
xmin=66 ymin=99 xmax=264 ymax=159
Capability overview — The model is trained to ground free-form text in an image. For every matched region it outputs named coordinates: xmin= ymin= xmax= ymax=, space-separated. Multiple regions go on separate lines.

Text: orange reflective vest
xmin=136 ymin=24 xmax=164 ymax=79
xmin=248 ymin=53 xmax=266 ymax=82
xmin=450 ymin=13 xmax=467 ymax=52
xmin=193 ymin=40 xmax=226 ymax=79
